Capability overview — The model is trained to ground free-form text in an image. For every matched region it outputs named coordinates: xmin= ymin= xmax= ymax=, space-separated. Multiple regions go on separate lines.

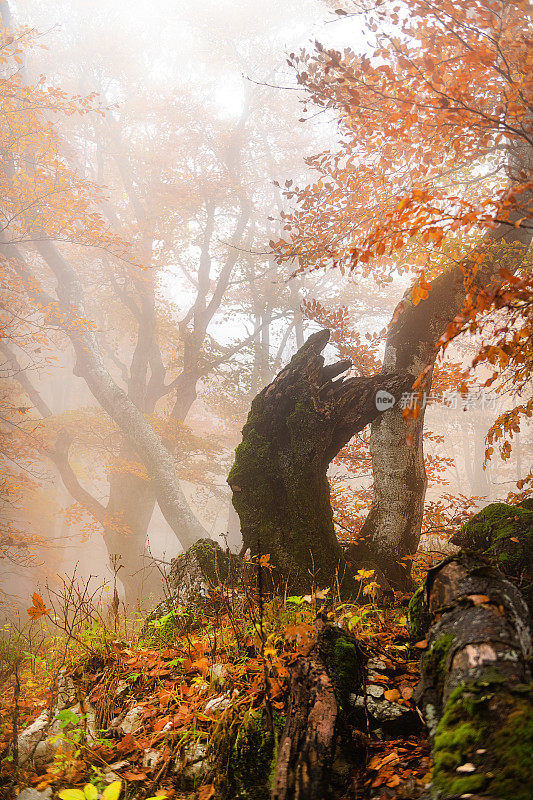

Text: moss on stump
xmin=432 ymin=680 xmax=533 ymax=800
xmin=452 ymin=501 xmax=533 ymax=612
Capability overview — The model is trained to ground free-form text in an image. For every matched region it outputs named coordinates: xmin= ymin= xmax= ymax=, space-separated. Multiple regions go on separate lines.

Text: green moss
xmin=189 ymin=539 xmax=221 ymax=585
xmin=227 ymin=383 xmax=345 ymax=593
xmin=230 ymin=708 xmax=280 ymax=800
xmin=489 ymin=698 xmax=533 ymax=797
xmin=423 ymin=634 xmax=454 ymax=698
xmin=432 ymin=681 xmax=533 ymax=800
xmin=454 ymin=502 xmax=533 ymax=608
xmin=318 ymin=626 xmax=362 ymax=712
xmin=408 ymin=585 xmax=430 ymax=643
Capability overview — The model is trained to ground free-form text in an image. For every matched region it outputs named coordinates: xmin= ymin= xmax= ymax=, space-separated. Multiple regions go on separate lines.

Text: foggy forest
xmin=0 ymin=0 xmax=532 ymax=799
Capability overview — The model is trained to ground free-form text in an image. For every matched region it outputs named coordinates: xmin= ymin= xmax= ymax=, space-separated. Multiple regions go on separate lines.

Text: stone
xmin=56 ymin=670 xmax=78 ymax=710
xmin=16 ymin=790 xmax=52 ymax=800
xmin=119 ymin=706 xmax=144 ymax=735
xmin=205 ymin=693 xmax=231 ymax=714
xmin=142 ymin=749 xmax=161 ymax=769
xmin=114 ymin=680 xmax=129 ymax=698
xmin=102 ymin=760 xmax=130 ymax=783
xmin=367 ymin=658 xmax=387 ymax=673
xmin=145 ymin=540 xmax=244 ymax=638
xmin=366 ymin=684 xmax=385 ymax=699
xmin=178 ymin=742 xmax=208 ymax=785
xmin=209 ymin=663 xmax=230 ymax=685
xmin=366 ymin=695 xmax=410 ymax=721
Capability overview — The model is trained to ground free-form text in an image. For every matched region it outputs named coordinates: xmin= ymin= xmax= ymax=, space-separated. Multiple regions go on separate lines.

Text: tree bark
xmin=412 ymin=551 xmax=532 ymax=799
xmin=360 ymin=169 xmax=533 ymax=587
xmin=272 ymin=622 xmax=366 ymax=800
xmin=228 ymin=329 xmax=412 ymax=593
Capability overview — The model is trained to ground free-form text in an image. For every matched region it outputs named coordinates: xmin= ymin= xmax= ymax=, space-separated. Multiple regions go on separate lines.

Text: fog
xmin=1 ymin=0 xmax=531 ymax=616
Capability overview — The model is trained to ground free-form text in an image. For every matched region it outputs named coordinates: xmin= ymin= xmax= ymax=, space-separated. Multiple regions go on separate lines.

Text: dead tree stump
xmin=272 ymin=622 xmax=366 ymax=800
xmin=228 ymin=329 xmax=411 ymax=593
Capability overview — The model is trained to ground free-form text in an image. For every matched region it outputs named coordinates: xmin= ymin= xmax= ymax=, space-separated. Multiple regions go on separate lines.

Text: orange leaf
xmin=466 ymin=594 xmax=490 ymax=606
xmin=384 ymin=689 xmax=401 ymax=702
xmin=27 ymin=593 xmax=51 ymax=620
xmin=414 ymin=640 xmax=428 ymax=649
xmin=123 ymin=770 xmax=147 ymax=781
xmin=198 ymin=785 xmax=215 ymax=800
xmin=190 ymin=657 xmax=210 ymax=677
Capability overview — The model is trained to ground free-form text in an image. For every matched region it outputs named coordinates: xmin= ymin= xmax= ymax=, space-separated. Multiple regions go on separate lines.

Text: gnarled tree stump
xmin=228 ymin=329 xmax=411 ymax=593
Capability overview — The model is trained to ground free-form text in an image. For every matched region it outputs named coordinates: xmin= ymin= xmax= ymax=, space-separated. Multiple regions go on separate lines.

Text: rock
xmin=142 ymin=749 xmax=160 ymax=770
xmin=168 ymin=539 xmax=242 ymax=598
xmin=205 ymin=693 xmax=231 ymax=714
xmin=56 ymin=670 xmax=78 ymax=710
xmin=16 ymin=790 xmax=52 ymax=800
xmin=209 ymin=663 xmax=230 ymax=686
xmin=16 ymin=711 xmax=72 ymax=766
xmin=145 ymin=540 xmax=245 ymax=638
xmin=114 ymin=680 xmax=129 ymax=698
xmin=178 ymin=742 xmax=208 ymax=786
xmin=366 ymin=684 xmax=385 ymax=699
xmin=451 ymin=501 xmax=533 ymax=611
xmin=366 ymin=695 xmax=408 ymax=721
xmin=366 ymin=658 xmax=387 ymax=673
xmin=102 ymin=760 xmax=130 ymax=783
xmin=119 ymin=705 xmax=144 ymax=735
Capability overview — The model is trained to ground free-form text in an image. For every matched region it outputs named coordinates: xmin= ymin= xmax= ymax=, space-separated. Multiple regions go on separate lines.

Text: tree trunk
xmin=272 ymin=622 xmax=366 ymax=800
xmin=228 ymin=329 xmax=412 ymax=593
xmin=411 ymin=551 xmax=532 ymax=799
xmin=360 ymin=181 xmax=533 ymax=587
xmin=31 ymin=239 xmax=206 ymax=550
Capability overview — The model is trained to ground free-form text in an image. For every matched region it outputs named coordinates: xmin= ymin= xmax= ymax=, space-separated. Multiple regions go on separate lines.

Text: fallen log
xmin=271 ymin=621 xmax=366 ymax=800
xmin=411 ymin=551 xmax=532 ymax=799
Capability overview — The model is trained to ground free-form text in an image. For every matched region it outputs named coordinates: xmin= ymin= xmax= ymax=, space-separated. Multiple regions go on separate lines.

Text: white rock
xmin=209 ymin=663 xmax=230 ymax=684
xmin=180 ymin=742 xmax=208 ymax=783
xmin=16 ymin=789 xmax=52 ymax=800
xmin=366 ymin=684 xmax=385 ymax=698
xmin=56 ymin=670 xmax=78 ymax=710
xmin=367 ymin=658 xmax=387 ymax=672
xmin=366 ymin=696 xmax=407 ymax=721
xmin=205 ymin=693 xmax=231 ymax=714
xmin=119 ymin=705 xmax=144 ymax=735
xmin=142 ymin=749 xmax=160 ymax=769
xmin=102 ymin=760 xmax=130 ymax=783
xmin=114 ymin=680 xmax=129 ymax=698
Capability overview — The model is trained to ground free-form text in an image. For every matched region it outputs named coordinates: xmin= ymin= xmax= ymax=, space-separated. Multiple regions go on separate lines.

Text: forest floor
xmin=0 ymin=569 xmax=437 ymax=800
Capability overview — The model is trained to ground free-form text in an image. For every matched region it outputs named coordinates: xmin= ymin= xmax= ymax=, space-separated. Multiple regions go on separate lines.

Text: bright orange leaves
xmin=26 ymin=592 xmax=51 ymax=620
xmin=272 ymin=0 xmax=532 ymax=281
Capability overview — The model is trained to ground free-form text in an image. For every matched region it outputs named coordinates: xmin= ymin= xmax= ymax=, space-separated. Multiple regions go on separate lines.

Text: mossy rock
xmin=432 ymin=680 xmax=533 ymax=800
xmin=451 ymin=501 xmax=533 ymax=611
xmin=317 ymin=625 xmax=365 ymax=714
xmin=144 ymin=539 xmax=244 ymax=640
xmin=210 ymin=706 xmax=285 ymax=800
xmin=230 ymin=708 xmax=285 ymax=799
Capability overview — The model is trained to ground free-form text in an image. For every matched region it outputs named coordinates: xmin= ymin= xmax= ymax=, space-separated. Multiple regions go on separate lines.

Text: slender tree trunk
xmin=360 ymin=157 xmax=533 ymax=587
xmin=32 ymin=239 xmax=206 ymax=549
